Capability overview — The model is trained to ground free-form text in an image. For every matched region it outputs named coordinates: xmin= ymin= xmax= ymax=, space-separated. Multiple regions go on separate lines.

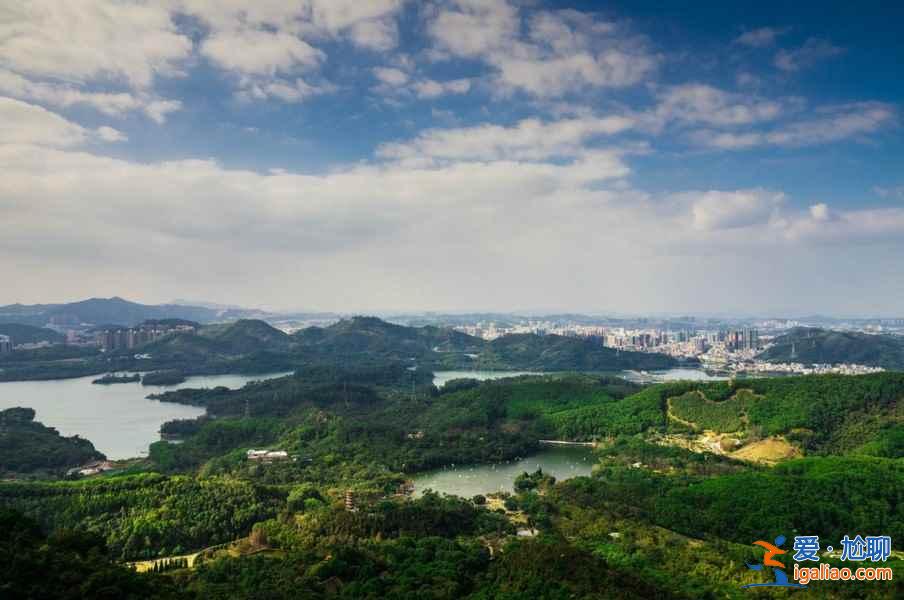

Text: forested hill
xmin=759 ymin=326 xmax=904 ymax=369
xmin=0 ymin=407 xmax=104 ymax=475
xmin=292 ymin=316 xmax=679 ymax=371
xmin=0 ymin=323 xmax=64 ymax=345
xmin=139 ymin=316 xmax=679 ymax=372
xmin=0 ymin=316 xmax=680 ymax=381
xmin=293 ymin=316 xmax=483 ymax=358
xmin=482 ymin=333 xmax=678 ymax=371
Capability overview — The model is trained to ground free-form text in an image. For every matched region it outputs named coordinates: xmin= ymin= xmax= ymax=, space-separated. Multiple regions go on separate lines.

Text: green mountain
xmin=141 ymin=319 xmax=290 ymax=358
xmin=759 ymin=326 xmax=904 ymax=369
xmin=294 ymin=316 xmax=679 ymax=371
xmin=1 ymin=316 xmax=680 ymax=381
xmin=200 ymin=319 xmax=293 ymax=353
xmin=0 ymin=323 xmax=64 ymax=345
xmin=482 ymin=332 xmax=678 ymax=371
xmin=294 ymin=316 xmax=481 ymax=360
xmin=0 ymin=407 xmax=104 ymax=475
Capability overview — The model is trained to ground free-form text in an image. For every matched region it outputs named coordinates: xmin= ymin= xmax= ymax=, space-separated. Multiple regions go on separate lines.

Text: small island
xmin=92 ymin=373 xmax=141 ymax=385
xmin=141 ymin=370 xmax=187 ymax=386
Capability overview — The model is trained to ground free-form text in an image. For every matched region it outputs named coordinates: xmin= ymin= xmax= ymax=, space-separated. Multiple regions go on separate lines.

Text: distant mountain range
xmin=0 ymin=297 xmax=267 ymax=328
xmin=759 ymin=327 xmax=904 ymax=370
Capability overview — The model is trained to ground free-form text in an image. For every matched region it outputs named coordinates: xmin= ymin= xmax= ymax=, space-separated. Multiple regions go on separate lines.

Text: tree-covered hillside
xmin=0 ymin=323 xmax=64 ymax=345
xmin=760 ymin=327 xmax=904 ymax=369
xmin=0 ymin=316 xmax=682 ymax=382
xmin=0 ymin=408 xmax=104 ymax=476
xmin=2 ymin=369 xmax=902 ymax=598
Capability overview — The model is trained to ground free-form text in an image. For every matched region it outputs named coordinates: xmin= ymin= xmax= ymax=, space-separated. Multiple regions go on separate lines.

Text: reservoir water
xmin=432 ymin=370 xmax=542 ymax=388
xmin=621 ymin=367 xmax=728 ymax=384
xmin=0 ymin=372 xmax=292 ymax=460
xmin=412 ymin=445 xmax=596 ymax=497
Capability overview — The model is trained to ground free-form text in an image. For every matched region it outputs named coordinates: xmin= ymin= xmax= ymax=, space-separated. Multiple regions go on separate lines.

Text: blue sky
xmin=1 ymin=1 xmax=902 ymax=315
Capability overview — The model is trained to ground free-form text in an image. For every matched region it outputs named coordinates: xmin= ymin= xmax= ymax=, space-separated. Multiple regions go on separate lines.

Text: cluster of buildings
xmin=98 ymin=322 xmax=196 ymax=352
xmin=737 ymin=361 xmax=884 ymax=376
xmin=456 ymin=320 xmax=608 ymax=340
xmin=603 ymin=328 xmax=761 ymax=355
xmin=246 ymin=449 xmax=291 ymax=463
xmin=67 ymin=460 xmax=116 ymax=477
xmin=0 ymin=335 xmax=11 ymax=355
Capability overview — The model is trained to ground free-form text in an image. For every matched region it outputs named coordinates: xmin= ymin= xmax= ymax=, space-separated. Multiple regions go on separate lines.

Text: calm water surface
xmin=412 ymin=445 xmax=596 ymax=497
xmin=0 ymin=372 xmax=292 ymax=460
xmin=622 ymin=367 xmax=728 ymax=383
xmin=431 ymin=370 xmax=542 ymax=388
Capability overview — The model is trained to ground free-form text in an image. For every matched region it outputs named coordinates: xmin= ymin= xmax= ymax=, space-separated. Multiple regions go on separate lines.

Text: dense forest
xmin=1 ymin=369 xmax=902 ymax=598
xmin=0 ymin=407 xmax=103 ymax=476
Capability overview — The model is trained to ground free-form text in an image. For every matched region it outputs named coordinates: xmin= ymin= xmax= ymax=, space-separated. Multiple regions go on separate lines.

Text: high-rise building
xmin=724 ymin=328 xmax=759 ymax=351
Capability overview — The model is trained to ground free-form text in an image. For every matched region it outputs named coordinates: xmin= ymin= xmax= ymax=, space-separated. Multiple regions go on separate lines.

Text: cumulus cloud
xmin=0 ymin=0 xmax=191 ymax=89
xmin=0 ymin=97 xmax=125 ymax=146
xmin=200 ymin=30 xmax=324 ymax=76
xmin=0 ymin=68 xmax=183 ymax=123
xmin=0 ymin=1 xmax=189 ymax=121
xmin=428 ymin=1 xmax=657 ymax=97
xmin=684 ymin=189 xmax=784 ymax=231
xmin=652 ymin=84 xmax=784 ymax=128
xmin=373 ymin=67 xmax=410 ymax=87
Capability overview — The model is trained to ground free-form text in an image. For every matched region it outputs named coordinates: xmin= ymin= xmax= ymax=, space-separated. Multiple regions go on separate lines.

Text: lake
xmin=412 ymin=445 xmax=596 ymax=497
xmin=432 ymin=370 xmax=542 ymax=388
xmin=621 ymin=367 xmax=729 ymax=384
xmin=0 ymin=372 xmax=292 ymax=460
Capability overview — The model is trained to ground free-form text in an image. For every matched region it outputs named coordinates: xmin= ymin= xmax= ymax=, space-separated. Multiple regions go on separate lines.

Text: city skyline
xmin=1 ymin=1 xmax=903 ymax=314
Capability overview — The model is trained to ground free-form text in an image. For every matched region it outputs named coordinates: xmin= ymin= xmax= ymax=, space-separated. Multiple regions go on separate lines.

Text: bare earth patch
xmin=730 ymin=437 xmax=800 ymax=464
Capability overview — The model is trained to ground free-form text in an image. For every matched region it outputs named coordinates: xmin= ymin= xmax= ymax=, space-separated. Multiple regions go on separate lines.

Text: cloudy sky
xmin=1 ymin=0 xmax=902 ymax=315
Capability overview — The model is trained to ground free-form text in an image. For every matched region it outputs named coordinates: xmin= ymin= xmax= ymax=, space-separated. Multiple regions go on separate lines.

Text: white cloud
xmin=0 ymin=0 xmax=191 ymax=89
xmin=0 ymin=97 xmax=124 ymax=147
xmin=685 ymin=189 xmax=784 ymax=231
xmin=775 ymin=38 xmax=844 ymax=72
xmin=689 ymin=102 xmax=897 ymax=150
xmin=95 ymin=126 xmax=127 ymax=143
xmin=734 ymin=27 xmax=789 ymax=48
xmin=412 ymin=78 xmax=471 ymax=99
xmin=428 ymin=1 xmax=656 ymax=97
xmin=2 ymin=130 xmax=903 ymax=312
xmin=653 ymin=84 xmax=783 ymax=128
xmin=182 ymin=1 xmax=404 ymax=103
xmin=809 ymin=202 xmax=831 ymax=222
xmin=144 ymin=99 xmax=184 ymax=124
xmin=201 ymin=30 xmax=324 ymax=76
xmin=0 ymin=68 xmax=183 ymax=123
xmin=373 ymin=67 xmax=410 ymax=86
xmin=377 ymin=115 xmax=636 ymax=162
xmin=237 ymin=77 xmax=336 ymax=103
